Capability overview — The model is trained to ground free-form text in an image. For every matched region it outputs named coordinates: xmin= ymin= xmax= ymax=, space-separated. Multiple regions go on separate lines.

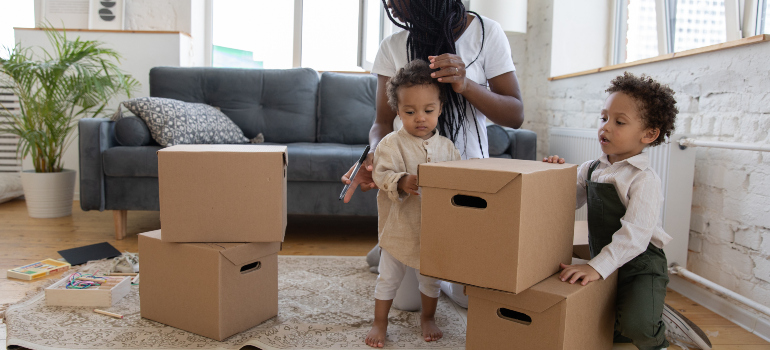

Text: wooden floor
xmin=1 ymin=199 xmax=769 ymax=349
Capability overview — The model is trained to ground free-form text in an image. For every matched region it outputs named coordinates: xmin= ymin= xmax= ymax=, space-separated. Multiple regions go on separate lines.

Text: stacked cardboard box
xmin=419 ymin=159 xmax=618 ymax=350
xmin=139 ymin=145 xmax=287 ymax=341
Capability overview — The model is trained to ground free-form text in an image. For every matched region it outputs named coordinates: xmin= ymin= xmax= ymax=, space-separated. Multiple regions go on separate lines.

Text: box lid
xmin=139 ymin=231 xmax=281 ymax=266
xmin=418 ymin=158 xmax=573 ymax=194
xmin=158 ymin=145 xmax=288 ymax=166
xmin=467 ymin=272 xmax=592 ymax=313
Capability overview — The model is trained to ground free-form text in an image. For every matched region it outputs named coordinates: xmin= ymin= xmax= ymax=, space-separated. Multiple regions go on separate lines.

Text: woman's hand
xmin=429 ymin=54 xmax=469 ymax=94
xmin=397 ymin=174 xmax=419 ymax=196
xmin=341 ymin=152 xmax=377 ymax=203
xmin=559 ymin=263 xmax=601 ymax=286
xmin=543 ymin=155 xmax=566 ymax=164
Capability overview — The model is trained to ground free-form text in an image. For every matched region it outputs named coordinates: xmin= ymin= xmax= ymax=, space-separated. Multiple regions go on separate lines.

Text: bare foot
xmin=421 ymin=318 xmax=443 ymax=342
xmin=365 ymin=322 xmax=387 ymax=348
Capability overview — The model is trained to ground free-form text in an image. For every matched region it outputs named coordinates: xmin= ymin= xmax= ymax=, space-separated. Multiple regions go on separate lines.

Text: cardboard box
xmin=139 ymin=230 xmax=280 ymax=341
xmin=419 ymin=158 xmax=577 ymax=293
xmin=573 ymin=220 xmax=591 ymax=260
xmin=158 ymin=144 xmax=287 ymax=243
xmin=46 ymin=274 xmax=130 ymax=307
xmin=466 ymin=264 xmax=618 ymax=350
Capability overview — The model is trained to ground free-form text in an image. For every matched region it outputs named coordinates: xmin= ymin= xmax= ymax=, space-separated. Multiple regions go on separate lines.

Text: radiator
xmin=548 ymin=127 xmax=696 ymax=267
xmin=0 ymin=86 xmax=22 ymax=173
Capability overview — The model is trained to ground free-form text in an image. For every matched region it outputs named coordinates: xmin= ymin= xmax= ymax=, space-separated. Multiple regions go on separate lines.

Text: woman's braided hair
xmin=383 ymin=0 xmax=485 ymax=156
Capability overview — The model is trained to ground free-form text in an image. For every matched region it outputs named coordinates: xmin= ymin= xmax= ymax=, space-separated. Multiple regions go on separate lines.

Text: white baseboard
xmin=668 ymin=274 xmax=770 ymax=342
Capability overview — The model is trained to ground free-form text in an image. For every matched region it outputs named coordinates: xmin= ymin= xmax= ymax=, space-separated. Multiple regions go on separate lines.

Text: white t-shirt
xmin=371 ymin=15 xmax=515 ymax=159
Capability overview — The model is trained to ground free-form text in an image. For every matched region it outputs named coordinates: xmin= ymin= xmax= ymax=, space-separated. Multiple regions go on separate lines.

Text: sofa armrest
xmin=79 ymin=118 xmax=117 ymax=211
xmin=504 ymin=127 xmax=537 ymax=161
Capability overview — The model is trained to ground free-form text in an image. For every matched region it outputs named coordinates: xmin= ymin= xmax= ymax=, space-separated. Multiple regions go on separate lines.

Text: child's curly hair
xmin=606 ymin=72 xmax=678 ymax=147
xmin=386 ymin=59 xmax=445 ymax=112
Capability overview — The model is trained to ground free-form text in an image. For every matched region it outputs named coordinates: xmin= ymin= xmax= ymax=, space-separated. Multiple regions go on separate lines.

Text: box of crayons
xmin=6 ymin=259 xmax=71 ymax=280
xmin=45 ymin=273 xmax=131 ymax=307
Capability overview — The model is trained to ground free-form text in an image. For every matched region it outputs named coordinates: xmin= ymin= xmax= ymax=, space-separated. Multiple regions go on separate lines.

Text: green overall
xmin=586 ymin=160 xmax=670 ymax=350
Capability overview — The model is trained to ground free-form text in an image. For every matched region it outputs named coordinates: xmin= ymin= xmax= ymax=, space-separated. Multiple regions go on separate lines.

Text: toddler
xmin=545 ymin=72 xmax=710 ymax=350
xmin=364 ymin=59 xmax=461 ymax=348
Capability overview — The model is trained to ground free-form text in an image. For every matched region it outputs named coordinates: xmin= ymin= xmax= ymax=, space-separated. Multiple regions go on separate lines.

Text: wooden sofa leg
xmin=113 ymin=210 xmax=127 ymax=240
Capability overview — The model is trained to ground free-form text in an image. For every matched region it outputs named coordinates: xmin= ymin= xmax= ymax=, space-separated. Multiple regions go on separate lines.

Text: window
xmin=212 ymin=1 xmax=294 ymax=69
xmin=762 ymin=0 xmax=770 ymax=33
xmin=625 ymin=0 xmax=660 ymax=62
xmin=212 ymin=0 xmax=381 ymax=71
xmin=0 ymin=1 xmax=35 ymax=59
xmin=301 ymin=0 xmax=361 ymax=71
xmin=672 ymin=0 xmax=726 ymax=52
xmin=614 ymin=0 xmax=757 ymax=65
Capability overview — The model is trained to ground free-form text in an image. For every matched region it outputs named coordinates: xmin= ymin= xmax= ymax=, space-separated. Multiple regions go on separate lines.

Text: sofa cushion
xmin=150 ymin=67 xmax=319 ymax=143
xmin=122 ymin=97 xmax=249 ymax=147
xmin=278 ymin=143 xmax=369 ymax=182
xmin=486 ymin=124 xmax=511 ymax=157
xmin=317 ymin=72 xmax=376 ymax=144
xmin=115 ymin=116 xmax=153 ymax=146
xmin=103 ymin=146 xmax=162 ymax=178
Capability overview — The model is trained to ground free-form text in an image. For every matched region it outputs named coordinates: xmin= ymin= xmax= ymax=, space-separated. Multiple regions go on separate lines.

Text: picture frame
xmin=39 ymin=0 xmax=90 ymax=29
xmin=88 ymin=0 xmax=125 ymax=30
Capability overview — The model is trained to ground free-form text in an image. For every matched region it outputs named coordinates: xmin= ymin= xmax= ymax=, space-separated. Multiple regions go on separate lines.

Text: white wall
xmin=515 ymin=0 xmax=770 ymax=319
xmin=550 ymin=0 xmax=612 ymax=77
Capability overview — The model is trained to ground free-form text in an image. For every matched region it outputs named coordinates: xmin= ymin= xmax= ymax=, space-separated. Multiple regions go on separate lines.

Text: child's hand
xmin=559 ymin=263 xmax=601 ymax=286
xmin=543 ymin=155 xmax=566 ymax=164
xmin=398 ymin=174 xmax=420 ymax=196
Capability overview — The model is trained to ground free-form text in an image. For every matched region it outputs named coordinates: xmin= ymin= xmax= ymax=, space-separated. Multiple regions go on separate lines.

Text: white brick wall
xmin=511 ymin=0 xmax=770 ymax=310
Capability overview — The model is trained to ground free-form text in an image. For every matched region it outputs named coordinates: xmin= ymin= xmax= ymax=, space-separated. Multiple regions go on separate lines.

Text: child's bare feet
xmin=365 ymin=321 xmax=387 ymax=348
xmin=421 ymin=317 xmax=443 ymax=342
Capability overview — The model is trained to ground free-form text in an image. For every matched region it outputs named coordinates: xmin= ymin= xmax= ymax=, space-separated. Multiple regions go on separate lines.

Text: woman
xmin=342 ymin=0 xmax=524 ymax=309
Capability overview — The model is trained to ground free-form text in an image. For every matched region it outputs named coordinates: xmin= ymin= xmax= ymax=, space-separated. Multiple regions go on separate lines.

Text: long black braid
xmin=382 ymin=0 xmax=486 ymax=156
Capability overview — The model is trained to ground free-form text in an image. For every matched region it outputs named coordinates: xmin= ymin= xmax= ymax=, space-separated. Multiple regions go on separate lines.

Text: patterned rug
xmin=5 ymin=256 xmax=467 ymax=350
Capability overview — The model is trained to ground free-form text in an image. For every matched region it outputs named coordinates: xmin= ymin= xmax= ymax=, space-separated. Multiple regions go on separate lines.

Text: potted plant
xmin=0 ymin=27 xmax=138 ymax=218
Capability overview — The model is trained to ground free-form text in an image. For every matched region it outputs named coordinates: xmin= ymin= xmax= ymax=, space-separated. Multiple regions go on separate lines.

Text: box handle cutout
xmin=451 ymin=194 xmax=487 ymax=209
xmin=497 ymin=308 xmax=532 ymax=325
xmin=240 ymin=261 xmax=261 ymax=274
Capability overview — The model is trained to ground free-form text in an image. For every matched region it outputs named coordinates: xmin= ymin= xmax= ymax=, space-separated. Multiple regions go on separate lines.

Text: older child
xmin=545 ymin=73 xmax=711 ymax=350
xmin=364 ymin=59 xmax=461 ymax=348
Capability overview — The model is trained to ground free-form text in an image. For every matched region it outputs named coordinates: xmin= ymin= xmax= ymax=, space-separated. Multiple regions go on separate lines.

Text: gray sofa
xmin=79 ymin=67 xmax=537 ymax=239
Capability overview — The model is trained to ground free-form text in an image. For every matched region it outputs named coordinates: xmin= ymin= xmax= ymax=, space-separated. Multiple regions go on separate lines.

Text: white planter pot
xmin=20 ymin=169 xmax=77 ymax=218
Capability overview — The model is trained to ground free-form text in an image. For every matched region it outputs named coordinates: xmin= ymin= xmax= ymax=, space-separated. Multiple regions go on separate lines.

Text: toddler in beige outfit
xmin=364 ymin=60 xmax=461 ymax=348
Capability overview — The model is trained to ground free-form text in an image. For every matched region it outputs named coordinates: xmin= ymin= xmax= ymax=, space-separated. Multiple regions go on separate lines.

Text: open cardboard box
xmin=466 ymin=258 xmax=618 ymax=350
xmin=419 ymin=158 xmax=577 ymax=294
xmin=139 ymin=230 xmax=280 ymax=341
xmin=158 ymin=145 xmax=287 ymax=243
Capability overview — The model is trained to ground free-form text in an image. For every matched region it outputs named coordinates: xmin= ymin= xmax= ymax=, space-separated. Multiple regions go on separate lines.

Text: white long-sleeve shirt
xmin=577 ymin=152 xmax=673 ymax=279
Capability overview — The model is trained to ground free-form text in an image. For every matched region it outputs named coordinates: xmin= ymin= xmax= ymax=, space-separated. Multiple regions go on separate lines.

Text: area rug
xmin=5 ymin=256 xmax=467 ymax=350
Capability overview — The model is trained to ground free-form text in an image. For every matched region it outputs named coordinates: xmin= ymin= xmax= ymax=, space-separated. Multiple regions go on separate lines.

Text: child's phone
xmin=339 ymin=145 xmax=371 ymax=200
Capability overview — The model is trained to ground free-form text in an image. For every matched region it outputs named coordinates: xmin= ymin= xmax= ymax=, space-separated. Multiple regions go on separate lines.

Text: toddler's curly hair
xmin=386 ymin=59 xmax=445 ymax=112
xmin=606 ymin=72 xmax=678 ymax=147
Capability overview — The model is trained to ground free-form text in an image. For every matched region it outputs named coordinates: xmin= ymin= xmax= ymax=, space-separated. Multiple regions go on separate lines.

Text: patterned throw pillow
xmin=121 ymin=97 xmax=249 ymax=147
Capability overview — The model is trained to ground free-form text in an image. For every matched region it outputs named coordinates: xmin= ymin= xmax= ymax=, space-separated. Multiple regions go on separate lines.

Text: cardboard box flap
xmin=419 ymin=163 xmax=519 ymax=194
xmin=467 ymin=283 xmax=565 ymax=314
xmin=158 ymin=144 xmax=288 ymax=154
xmin=140 ymin=230 xmax=162 ymax=240
xmin=214 ymin=242 xmax=282 ymax=266
xmin=468 ymin=273 xmax=593 ymax=313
